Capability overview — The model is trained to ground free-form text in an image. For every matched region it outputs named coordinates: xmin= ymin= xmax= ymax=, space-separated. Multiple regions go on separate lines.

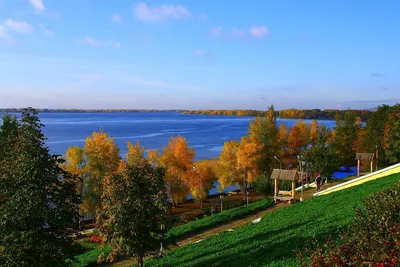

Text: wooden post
xmin=357 ymin=160 xmax=360 ymax=176
xmin=370 ymin=160 xmax=373 ymax=173
xmin=292 ymin=180 xmax=296 ymax=199
xmin=274 ymin=179 xmax=278 ymax=199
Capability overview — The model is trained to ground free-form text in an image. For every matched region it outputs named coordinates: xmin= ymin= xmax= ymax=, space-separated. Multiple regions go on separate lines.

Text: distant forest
xmin=0 ymin=108 xmax=373 ymax=121
xmin=182 ymin=109 xmax=373 ymax=121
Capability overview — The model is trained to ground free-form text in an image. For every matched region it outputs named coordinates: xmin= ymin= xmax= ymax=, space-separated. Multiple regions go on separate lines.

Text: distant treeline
xmin=182 ymin=109 xmax=373 ymax=121
xmin=1 ymin=108 xmax=373 ymax=121
xmin=0 ymin=108 xmax=183 ymax=113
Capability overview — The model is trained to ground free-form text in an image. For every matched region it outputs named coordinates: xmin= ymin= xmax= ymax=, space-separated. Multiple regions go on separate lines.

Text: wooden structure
xmin=270 ymin=169 xmax=302 ymax=204
xmin=356 ymin=153 xmax=375 ymax=176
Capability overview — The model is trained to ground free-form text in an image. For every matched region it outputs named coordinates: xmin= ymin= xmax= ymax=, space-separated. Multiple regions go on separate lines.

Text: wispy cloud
xmin=112 ymin=13 xmax=122 ymax=23
xmin=248 ymin=25 xmax=269 ymax=38
xmin=0 ymin=19 xmax=34 ymax=42
xmin=134 ymin=2 xmax=191 ymax=22
xmin=194 ymin=49 xmax=213 ymax=57
xmin=79 ymin=36 xmax=121 ymax=48
xmin=370 ymin=73 xmax=386 ymax=77
xmin=211 ymin=25 xmax=270 ymax=39
xmin=29 ymin=0 xmax=45 ymax=13
xmin=4 ymin=19 xmax=34 ymax=33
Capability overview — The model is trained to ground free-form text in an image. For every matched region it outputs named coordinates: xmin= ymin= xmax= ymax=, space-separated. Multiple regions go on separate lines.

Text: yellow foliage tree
xmin=218 ymin=140 xmax=241 ymax=191
xmin=156 ymin=135 xmax=195 ymax=206
xmin=288 ymin=125 xmax=302 ymax=155
xmin=310 ymin=120 xmax=319 ymax=146
xmin=278 ymin=123 xmax=288 ymax=156
xmin=189 ymin=163 xmax=215 ymax=202
xmin=237 ymin=136 xmax=263 ymax=186
xmin=84 ymin=130 xmax=121 ymax=214
xmin=126 ymin=141 xmax=148 ymax=168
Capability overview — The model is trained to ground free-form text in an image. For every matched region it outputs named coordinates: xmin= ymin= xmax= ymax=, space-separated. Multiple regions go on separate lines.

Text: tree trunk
xmin=137 ymin=256 xmax=144 ymax=267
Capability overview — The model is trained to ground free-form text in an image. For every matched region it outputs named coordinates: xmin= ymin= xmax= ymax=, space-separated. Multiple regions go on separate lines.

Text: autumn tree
xmin=63 ymin=146 xmax=86 ymax=227
xmin=126 ymin=141 xmax=148 ymax=168
xmin=288 ymin=125 xmax=302 ymax=155
xmin=153 ymin=136 xmax=195 ymax=206
xmin=98 ymin=164 xmax=171 ymax=267
xmin=189 ymin=163 xmax=215 ymax=202
xmin=247 ymin=105 xmax=279 ymax=176
xmin=278 ymin=122 xmax=288 ymax=156
xmin=237 ymin=136 xmax=263 ymax=189
xmin=297 ymin=119 xmax=310 ymax=149
xmin=218 ymin=140 xmax=241 ymax=191
xmin=0 ymin=108 xmax=80 ymax=266
xmin=309 ymin=120 xmax=319 ymax=146
xmin=84 ymin=130 xmax=120 ymax=215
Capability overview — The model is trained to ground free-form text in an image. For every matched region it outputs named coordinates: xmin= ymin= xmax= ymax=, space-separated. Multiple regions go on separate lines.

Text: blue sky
xmin=0 ymin=0 xmax=399 ymax=110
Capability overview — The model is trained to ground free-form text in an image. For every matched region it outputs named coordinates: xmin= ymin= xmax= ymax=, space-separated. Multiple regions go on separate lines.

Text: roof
xmin=356 ymin=153 xmax=375 ymax=161
xmin=270 ymin=169 xmax=299 ymax=181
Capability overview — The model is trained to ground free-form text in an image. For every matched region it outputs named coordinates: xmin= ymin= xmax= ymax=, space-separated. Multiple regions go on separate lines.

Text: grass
xmin=165 ymin=198 xmax=274 ymax=242
xmin=72 ymin=240 xmax=111 ymax=267
xmin=72 ymin=198 xmax=274 ymax=266
xmin=145 ymin=173 xmax=400 ymax=267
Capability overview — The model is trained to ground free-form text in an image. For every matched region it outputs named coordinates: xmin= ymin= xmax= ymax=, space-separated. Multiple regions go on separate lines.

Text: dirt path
xmin=107 ymin=182 xmax=339 ymax=267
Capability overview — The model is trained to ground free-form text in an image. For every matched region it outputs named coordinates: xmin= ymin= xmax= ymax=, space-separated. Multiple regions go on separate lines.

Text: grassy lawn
xmin=145 ymin=173 xmax=400 ymax=267
xmin=73 ymin=198 xmax=274 ymax=266
xmin=165 ymin=198 xmax=274 ymax=242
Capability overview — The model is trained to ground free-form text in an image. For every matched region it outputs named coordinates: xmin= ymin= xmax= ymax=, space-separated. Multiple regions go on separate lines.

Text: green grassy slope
xmin=146 ymin=173 xmax=400 ymax=267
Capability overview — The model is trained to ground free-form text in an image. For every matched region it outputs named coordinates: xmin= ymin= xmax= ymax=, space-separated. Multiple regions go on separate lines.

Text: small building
xmin=270 ymin=169 xmax=305 ymax=204
xmin=355 ymin=153 xmax=375 ymax=176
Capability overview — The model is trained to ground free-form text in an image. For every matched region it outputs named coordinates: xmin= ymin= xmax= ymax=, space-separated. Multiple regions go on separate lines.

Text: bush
xmin=87 ymin=236 xmax=103 ymax=243
xmin=298 ymin=182 xmax=400 ymax=266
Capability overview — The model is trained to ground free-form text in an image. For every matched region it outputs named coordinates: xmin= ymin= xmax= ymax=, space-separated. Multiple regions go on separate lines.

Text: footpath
xmin=107 ymin=182 xmax=339 ymax=267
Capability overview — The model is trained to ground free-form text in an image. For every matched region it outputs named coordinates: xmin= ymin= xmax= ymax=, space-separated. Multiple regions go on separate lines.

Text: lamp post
xmin=274 ymin=156 xmax=282 ymax=169
xmin=220 ymin=194 xmax=224 ymax=212
xmin=243 ymin=165 xmax=249 ymax=206
xmin=193 ymin=166 xmax=203 ymax=210
xmin=376 ymin=144 xmax=378 ymax=171
xmin=297 ymin=155 xmax=304 ymax=201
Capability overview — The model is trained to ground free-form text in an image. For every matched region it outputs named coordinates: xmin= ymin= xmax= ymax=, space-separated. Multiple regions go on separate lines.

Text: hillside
xmin=146 ymin=173 xmax=400 ymax=267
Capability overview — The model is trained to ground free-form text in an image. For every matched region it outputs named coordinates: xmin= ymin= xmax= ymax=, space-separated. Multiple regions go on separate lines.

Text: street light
xmin=274 ymin=156 xmax=282 ymax=169
xmin=297 ymin=155 xmax=304 ymax=201
xmin=220 ymin=194 xmax=224 ymax=212
xmin=243 ymin=165 xmax=249 ymax=206
xmin=193 ymin=166 xmax=203 ymax=210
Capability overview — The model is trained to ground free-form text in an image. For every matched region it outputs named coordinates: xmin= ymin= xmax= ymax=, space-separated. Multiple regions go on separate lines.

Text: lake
xmin=0 ymin=112 xmax=340 ymax=195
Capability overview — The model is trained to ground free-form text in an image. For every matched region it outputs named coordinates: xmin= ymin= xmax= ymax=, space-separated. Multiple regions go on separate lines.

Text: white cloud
xmin=134 ymin=2 xmax=191 ymax=22
xmin=4 ymin=19 xmax=34 ymax=33
xmin=29 ymin=0 xmax=45 ymax=13
xmin=248 ymin=25 xmax=269 ymax=38
xmin=0 ymin=25 xmax=13 ymax=42
xmin=211 ymin=25 xmax=270 ymax=39
xmin=44 ymin=29 xmax=52 ymax=36
xmin=112 ymin=13 xmax=122 ymax=23
xmin=79 ymin=37 xmax=121 ymax=48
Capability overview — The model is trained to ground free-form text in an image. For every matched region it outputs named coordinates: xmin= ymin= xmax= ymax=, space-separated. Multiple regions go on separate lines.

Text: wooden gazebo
xmin=270 ymin=169 xmax=302 ymax=204
xmin=355 ymin=153 xmax=375 ymax=176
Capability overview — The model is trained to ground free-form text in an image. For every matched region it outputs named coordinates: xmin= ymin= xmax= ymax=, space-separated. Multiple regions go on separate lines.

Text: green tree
xmin=364 ymin=105 xmax=391 ymax=167
xmin=306 ymin=124 xmax=340 ymax=179
xmin=0 ymin=108 xmax=80 ymax=267
xmin=333 ymin=110 xmax=359 ymax=165
xmin=384 ymin=104 xmax=400 ymax=164
xmin=98 ymin=164 xmax=171 ymax=267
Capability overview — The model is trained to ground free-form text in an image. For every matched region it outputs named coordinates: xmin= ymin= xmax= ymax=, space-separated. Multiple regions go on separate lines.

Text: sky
xmin=0 ymin=0 xmax=399 ymax=110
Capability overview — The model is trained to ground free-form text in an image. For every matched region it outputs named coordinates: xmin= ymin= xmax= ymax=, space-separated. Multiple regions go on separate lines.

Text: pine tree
xmin=0 ymin=108 xmax=80 ymax=266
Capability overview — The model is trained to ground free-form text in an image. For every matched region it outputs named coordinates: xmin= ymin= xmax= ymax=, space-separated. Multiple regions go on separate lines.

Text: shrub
xmin=298 ymin=182 xmax=400 ymax=266
xmin=87 ymin=236 xmax=103 ymax=243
